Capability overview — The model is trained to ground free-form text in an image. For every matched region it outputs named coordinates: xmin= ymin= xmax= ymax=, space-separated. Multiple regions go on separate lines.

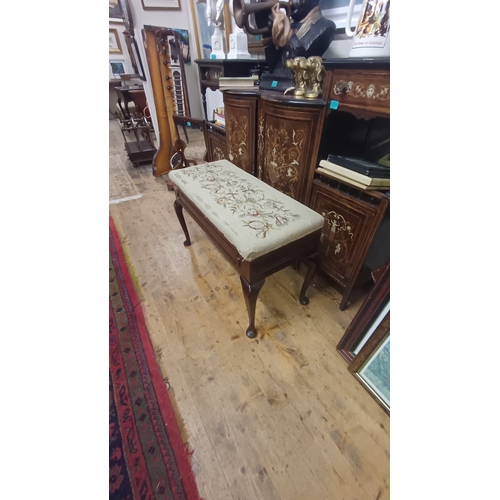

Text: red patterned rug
xmin=109 ymin=216 xmax=201 ymax=500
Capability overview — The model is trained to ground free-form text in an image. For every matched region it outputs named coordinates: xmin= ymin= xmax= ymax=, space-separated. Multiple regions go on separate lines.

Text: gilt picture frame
xmin=189 ymin=0 xmax=232 ymax=59
xmin=109 ymin=29 xmax=123 ymax=54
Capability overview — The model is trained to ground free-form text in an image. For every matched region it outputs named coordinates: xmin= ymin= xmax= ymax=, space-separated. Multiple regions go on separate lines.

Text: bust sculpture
xmin=233 ymin=0 xmax=336 ymax=90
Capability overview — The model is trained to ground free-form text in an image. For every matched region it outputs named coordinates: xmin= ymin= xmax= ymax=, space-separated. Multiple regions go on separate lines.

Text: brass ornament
xmin=286 ymin=56 xmax=326 ymax=99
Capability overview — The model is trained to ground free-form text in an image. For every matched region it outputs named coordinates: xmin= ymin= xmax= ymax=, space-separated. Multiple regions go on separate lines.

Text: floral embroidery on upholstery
xmin=181 ymin=163 xmax=301 ymax=238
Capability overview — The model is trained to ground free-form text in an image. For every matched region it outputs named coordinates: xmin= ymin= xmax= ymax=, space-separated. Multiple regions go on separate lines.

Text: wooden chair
xmin=166 ymin=138 xmax=202 ymax=191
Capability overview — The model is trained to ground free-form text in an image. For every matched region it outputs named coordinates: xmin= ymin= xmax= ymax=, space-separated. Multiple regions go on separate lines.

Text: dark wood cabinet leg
xmin=173 ymin=199 xmax=191 ymax=246
xmin=299 ymin=253 xmax=320 ymax=306
xmin=339 ymin=277 xmax=358 ymax=310
xmin=240 ymin=276 xmax=265 ymax=339
xmin=339 ymin=288 xmax=352 ymax=311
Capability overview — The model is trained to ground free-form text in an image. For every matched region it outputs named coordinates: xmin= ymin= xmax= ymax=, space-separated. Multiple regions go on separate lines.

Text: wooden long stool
xmin=168 ymin=160 xmax=325 ymax=339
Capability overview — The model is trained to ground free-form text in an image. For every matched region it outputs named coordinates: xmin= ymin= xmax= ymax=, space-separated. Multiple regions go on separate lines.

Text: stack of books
xmin=218 ymin=76 xmax=258 ymax=89
xmin=316 ymin=155 xmax=390 ymax=191
xmin=213 ymin=107 xmax=225 ymax=128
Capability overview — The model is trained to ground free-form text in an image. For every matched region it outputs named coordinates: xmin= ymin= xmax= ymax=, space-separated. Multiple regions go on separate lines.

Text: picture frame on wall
xmin=109 ymin=0 xmax=125 ymax=21
xmin=109 ymin=60 xmax=127 ymax=80
xmin=119 ymin=0 xmax=134 ymax=31
xmin=348 ymin=311 xmax=390 ymax=415
xmin=109 ymin=29 xmax=123 ymax=54
xmin=141 ymin=0 xmax=180 ymax=9
xmin=189 ymin=0 xmax=232 ymax=59
xmin=125 ymin=34 xmax=147 ymax=81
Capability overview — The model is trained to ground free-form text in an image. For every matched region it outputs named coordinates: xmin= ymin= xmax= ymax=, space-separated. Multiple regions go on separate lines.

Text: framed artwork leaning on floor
xmin=348 ymin=310 xmax=390 ymax=415
xmin=337 ymin=263 xmax=390 ymax=364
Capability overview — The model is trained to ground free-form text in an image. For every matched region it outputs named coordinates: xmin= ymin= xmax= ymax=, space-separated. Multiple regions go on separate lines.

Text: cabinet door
xmin=204 ymin=122 xmax=227 ymax=162
xmin=224 ymin=92 xmax=258 ymax=175
xmin=260 ymin=99 xmax=325 ymax=205
xmin=310 ymin=181 xmax=384 ymax=288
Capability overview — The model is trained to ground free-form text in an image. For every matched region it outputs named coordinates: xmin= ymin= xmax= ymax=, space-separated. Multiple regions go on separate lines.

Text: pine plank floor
xmin=109 ymin=118 xmax=390 ymax=500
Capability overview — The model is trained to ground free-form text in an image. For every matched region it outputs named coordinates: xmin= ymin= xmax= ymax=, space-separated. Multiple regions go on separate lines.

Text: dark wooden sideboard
xmin=194 ymin=58 xmax=267 ymax=120
xmin=195 ymin=58 xmax=390 ymax=310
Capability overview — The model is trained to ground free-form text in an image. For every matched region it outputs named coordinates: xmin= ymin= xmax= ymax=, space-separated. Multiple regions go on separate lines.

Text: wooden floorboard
xmin=109 ymin=118 xmax=390 ymax=500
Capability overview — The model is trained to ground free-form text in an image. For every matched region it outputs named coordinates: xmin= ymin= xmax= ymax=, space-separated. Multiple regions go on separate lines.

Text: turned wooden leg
xmin=173 ymin=198 xmax=191 ymax=246
xmin=240 ymin=276 xmax=265 ymax=339
xmin=299 ymin=253 xmax=320 ymax=306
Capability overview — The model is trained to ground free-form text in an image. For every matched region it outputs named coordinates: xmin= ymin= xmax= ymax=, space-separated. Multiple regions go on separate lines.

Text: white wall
xmin=124 ymin=0 xmax=204 ymax=138
xmin=118 ymin=0 xmax=375 ymax=136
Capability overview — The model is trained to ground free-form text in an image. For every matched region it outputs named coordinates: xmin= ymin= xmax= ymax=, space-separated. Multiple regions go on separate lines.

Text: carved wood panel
xmin=260 ymin=100 xmax=325 ymax=205
xmin=224 ymin=93 xmax=258 ymax=175
xmin=325 ymin=69 xmax=390 ymax=116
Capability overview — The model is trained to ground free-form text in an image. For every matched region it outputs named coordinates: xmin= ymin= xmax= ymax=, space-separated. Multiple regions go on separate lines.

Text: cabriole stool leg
xmin=173 ymin=199 xmax=191 ymax=246
xmin=299 ymin=253 xmax=320 ymax=305
xmin=240 ymin=276 xmax=265 ymax=339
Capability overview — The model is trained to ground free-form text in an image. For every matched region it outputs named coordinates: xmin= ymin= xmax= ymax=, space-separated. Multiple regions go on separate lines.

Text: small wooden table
xmin=115 ymin=84 xmax=145 ymax=119
xmin=169 ymin=160 xmax=325 ymax=338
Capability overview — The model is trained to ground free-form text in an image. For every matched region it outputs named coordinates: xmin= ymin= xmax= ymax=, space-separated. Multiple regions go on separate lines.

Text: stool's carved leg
xmin=299 ymin=253 xmax=320 ymax=305
xmin=240 ymin=276 xmax=265 ymax=339
xmin=173 ymin=199 xmax=191 ymax=246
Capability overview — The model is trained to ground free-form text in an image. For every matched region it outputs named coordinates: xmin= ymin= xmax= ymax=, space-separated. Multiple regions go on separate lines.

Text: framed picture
xmin=337 ymin=263 xmax=390 ymax=363
xmin=109 ymin=60 xmax=127 ymax=80
xmin=189 ymin=0 xmax=232 ymax=59
xmin=109 ymin=29 xmax=122 ymax=54
xmin=118 ymin=0 xmax=134 ymax=31
xmin=348 ymin=311 xmax=390 ymax=415
xmin=141 ymin=0 xmax=180 ymax=9
xmin=109 ymin=0 xmax=124 ymax=21
xmin=126 ymin=35 xmax=146 ymax=80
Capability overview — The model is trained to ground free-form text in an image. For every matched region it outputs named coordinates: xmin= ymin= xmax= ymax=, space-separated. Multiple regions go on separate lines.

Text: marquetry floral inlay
xmin=264 ymin=125 xmax=305 ymax=199
xmin=333 ymin=80 xmax=390 ymax=100
xmin=320 ymin=210 xmax=355 ymax=259
xmin=257 ymin=111 xmax=265 ymax=179
xmin=179 ymin=163 xmax=302 ymax=238
xmin=227 ymin=115 xmax=249 ymax=171
xmin=213 ymin=147 xmax=225 ymax=160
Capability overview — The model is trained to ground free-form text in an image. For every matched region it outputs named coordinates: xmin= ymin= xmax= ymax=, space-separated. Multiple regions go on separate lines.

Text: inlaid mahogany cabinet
xmin=309 ymin=179 xmax=389 ymax=310
xmin=223 ymin=90 xmax=325 ymax=205
xmin=196 ymin=58 xmax=390 ymax=309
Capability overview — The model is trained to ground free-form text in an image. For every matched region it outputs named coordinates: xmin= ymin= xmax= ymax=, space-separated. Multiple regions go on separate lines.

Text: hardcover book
xmin=319 ymin=159 xmax=390 ymax=186
xmin=213 ymin=107 xmax=225 ymax=128
xmin=218 ymin=76 xmax=258 ymax=89
xmin=326 ymin=154 xmax=390 ymax=178
xmin=316 ymin=167 xmax=390 ymax=191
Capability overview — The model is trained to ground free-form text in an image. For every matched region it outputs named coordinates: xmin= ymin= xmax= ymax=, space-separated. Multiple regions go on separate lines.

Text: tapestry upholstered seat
xmin=168 ymin=160 xmax=325 ymax=338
